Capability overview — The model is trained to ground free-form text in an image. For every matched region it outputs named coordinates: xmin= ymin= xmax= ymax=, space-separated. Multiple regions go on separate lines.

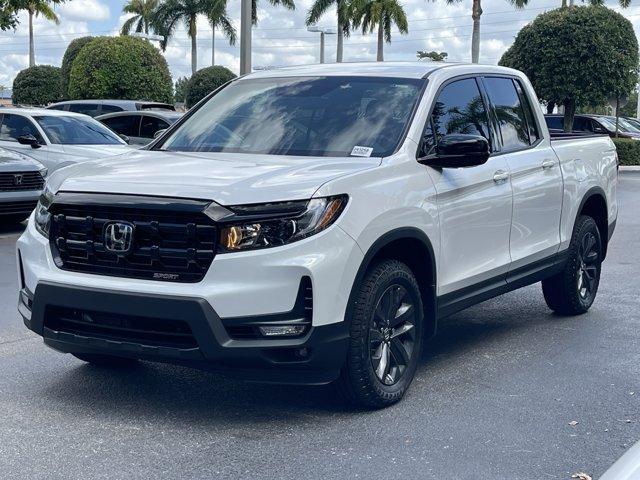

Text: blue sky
xmin=1 ymin=0 xmax=639 ymax=89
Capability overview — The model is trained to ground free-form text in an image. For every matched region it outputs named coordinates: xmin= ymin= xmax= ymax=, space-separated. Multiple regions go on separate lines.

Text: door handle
xmin=493 ymin=170 xmax=510 ymax=183
xmin=541 ymin=159 xmax=556 ymax=169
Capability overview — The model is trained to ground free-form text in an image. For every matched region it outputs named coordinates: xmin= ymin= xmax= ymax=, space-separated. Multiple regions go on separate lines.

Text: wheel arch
xmin=345 ymin=228 xmax=438 ymax=339
xmin=576 ymin=186 xmax=609 ymax=259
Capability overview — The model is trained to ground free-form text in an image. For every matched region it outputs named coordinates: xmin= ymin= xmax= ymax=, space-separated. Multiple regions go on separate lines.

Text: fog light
xmin=258 ymin=325 xmax=307 ymax=337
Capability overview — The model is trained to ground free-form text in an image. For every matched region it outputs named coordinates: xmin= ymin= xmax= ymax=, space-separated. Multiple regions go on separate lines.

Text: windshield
xmin=616 ymin=117 xmax=640 ymax=133
xmin=598 ymin=116 xmax=632 ymax=132
xmin=160 ymin=76 xmax=424 ymax=157
xmin=34 ymin=115 xmax=124 ymax=145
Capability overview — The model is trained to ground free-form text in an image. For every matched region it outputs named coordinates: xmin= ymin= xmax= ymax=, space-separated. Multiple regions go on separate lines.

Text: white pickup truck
xmin=16 ymin=63 xmax=617 ymax=408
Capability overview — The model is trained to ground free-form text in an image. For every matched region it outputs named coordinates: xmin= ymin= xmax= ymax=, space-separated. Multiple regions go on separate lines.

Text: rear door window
xmin=483 ymin=77 xmax=530 ymax=151
xmin=140 ymin=116 xmax=170 ymax=138
xmin=100 ymin=115 xmax=140 ymax=137
xmin=67 ymin=103 xmax=101 ymax=117
xmin=101 ymin=105 xmax=125 ymax=114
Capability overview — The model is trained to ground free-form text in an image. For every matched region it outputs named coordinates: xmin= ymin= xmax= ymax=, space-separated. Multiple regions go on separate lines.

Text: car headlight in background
xmin=206 ymin=195 xmax=348 ymax=253
xmin=34 ymin=185 xmax=54 ymax=238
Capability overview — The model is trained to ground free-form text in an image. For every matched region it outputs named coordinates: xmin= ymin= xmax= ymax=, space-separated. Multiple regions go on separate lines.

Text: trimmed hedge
xmin=12 ymin=65 xmax=63 ymax=106
xmin=60 ymin=36 xmax=94 ymax=99
xmin=185 ymin=66 xmax=236 ymax=108
xmin=68 ymin=36 xmax=173 ymax=103
xmin=613 ymin=138 xmax=640 ymax=165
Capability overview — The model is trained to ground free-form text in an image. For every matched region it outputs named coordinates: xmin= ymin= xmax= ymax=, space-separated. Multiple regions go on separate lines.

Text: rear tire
xmin=542 ymin=215 xmax=602 ymax=315
xmin=337 ymin=259 xmax=424 ymax=408
xmin=73 ymin=353 xmax=138 ymax=368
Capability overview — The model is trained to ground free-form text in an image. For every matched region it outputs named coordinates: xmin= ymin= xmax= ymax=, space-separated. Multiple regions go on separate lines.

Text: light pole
xmin=307 ymin=26 xmax=336 ymax=64
xmin=240 ymin=0 xmax=252 ymax=75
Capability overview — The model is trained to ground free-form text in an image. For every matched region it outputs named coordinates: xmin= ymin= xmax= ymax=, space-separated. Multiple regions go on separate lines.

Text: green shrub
xmin=185 ymin=66 xmax=236 ymax=108
xmin=68 ymin=36 xmax=173 ymax=103
xmin=500 ymin=6 xmax=639 ymax=132
xmin=612 ymin=138 xmax=640 ymax=166
xmin=174 ymin=76 xmax=190 ymax=103
xmin=60 ymin=36 xmax=93 ymax=99
xmin=12 ymin=65 xmax=63 ymax=106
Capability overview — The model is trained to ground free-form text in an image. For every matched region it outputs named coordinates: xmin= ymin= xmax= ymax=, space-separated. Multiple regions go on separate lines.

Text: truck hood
xmin=48 ymin=149 xmax=380 ymax=204
xmin=0 ymin=148 xmax=44 ymax=172
xmin=59 ymin=144 xmax=133 ymax=160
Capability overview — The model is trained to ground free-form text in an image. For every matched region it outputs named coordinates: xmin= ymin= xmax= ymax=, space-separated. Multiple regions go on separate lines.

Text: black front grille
xmin=0 ymin=171 xmax=44 ymax=192
xmin=49 ymin=193 xmax=217 ymax=283
xmin=0 ymin=200 xmax=37 ymax=215
xmin=45 ymin=306 xmax=198 ymax=349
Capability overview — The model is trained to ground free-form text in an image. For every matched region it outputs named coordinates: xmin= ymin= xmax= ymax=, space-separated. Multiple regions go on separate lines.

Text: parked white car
xmin=0 ymin=147 xmax=46 ymax=223
xmin=0 ymin=108 xmax=132 ymax=173
xmin=17 ymin=63 xmax=618 ymax=408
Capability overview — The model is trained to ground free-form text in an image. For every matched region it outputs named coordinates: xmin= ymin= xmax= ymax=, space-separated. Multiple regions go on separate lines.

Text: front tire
xmin=542 ymin=215 xmax=602 ymax=315
xmin=338 ymin=259 xmax=424 ymax=408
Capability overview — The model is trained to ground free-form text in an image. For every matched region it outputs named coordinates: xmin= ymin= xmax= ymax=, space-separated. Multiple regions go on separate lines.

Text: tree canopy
xmin=499 ymin=5 xmax=638 ymax=131
xmin=12 ymin=65 xmax=62 ymax=106
xmin=67 ymin=36 xmax=173 ymax=103
xmin=185 ymin=65 xmax=235 ymax=108
xmin=60 ymin=36 xmax=93 ymax=98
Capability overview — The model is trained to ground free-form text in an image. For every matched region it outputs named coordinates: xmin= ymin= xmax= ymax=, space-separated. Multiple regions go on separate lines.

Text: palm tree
xmin=445 ymin=0 xmax=526 ymax=64
xmin=306 ymin=0 xmax=353 ymax=62
xmin=207 ymin=0 xmax=236 ymax=66
xmin=153 ymin=0 xmax=236 ymax=74
xmin=121 ymin=0 xmax=159 ymax=35
xmin=8 ymin=0 xmax=62 ymax=67
xmin=353 ymin=0 xmax=407 ymax=61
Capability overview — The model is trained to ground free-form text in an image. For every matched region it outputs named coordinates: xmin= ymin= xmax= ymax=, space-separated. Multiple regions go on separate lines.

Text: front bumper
xmin=17 ymin=213 xmax=363 ymax=384
xmin=19 ymin=282 xmax=349 ymax=384
xmin=0 ymin=190 xmax=40 ymax=216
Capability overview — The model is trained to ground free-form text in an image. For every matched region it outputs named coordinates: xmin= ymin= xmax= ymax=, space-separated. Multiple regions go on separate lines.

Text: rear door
xmin=421 ymin=77 xmax=513 ymax=296
xmin=100 ymin=114 xmax=141 ymax=144
xmin=481 ymin=76 xmax=563 ymax=272
xmin=139 ymin=115 xmax=170 ymax=145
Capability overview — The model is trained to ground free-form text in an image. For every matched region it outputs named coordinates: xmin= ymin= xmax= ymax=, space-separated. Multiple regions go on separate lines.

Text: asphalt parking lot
xmin=0 ymin=172 xmax=638 ymax=480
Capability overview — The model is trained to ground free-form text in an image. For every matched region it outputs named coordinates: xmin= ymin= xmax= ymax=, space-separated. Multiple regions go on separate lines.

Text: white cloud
xmin=58 ymin=0 xmax=110 ymax=22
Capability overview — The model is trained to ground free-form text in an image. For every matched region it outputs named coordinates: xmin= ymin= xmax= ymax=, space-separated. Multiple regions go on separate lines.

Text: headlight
xmin=209 ymin=195 xmax=348 ymax=252
xmin=34 ymin=185 xmax=54 ymax=238
xmin=38 ymin=166 xmax=48 ymax=178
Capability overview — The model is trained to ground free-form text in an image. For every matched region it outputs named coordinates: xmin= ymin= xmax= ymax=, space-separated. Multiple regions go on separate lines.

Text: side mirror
xmin=118 ymin=134 xmax=130 ymax=144
xmin=17 ymin=134 xmax=42 ymax=149
xmin=153 ymin=129 xmax=167 ymax=139
xmin=419 ymin=134 xmax=490 ymax=168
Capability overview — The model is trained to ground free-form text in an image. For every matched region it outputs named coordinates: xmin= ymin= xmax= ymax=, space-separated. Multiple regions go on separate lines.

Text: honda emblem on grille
xmin=13 ymin=174 xmax=23 ymax=186
xmin=103 ymin=221 xmax=134 ymax=255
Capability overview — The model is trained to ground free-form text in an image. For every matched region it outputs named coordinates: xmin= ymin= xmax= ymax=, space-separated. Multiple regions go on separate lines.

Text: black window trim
xmin=479 ymin=73 xmax=544 ymax=156
xmin=416 ymin=73 xmax=495 ymax=160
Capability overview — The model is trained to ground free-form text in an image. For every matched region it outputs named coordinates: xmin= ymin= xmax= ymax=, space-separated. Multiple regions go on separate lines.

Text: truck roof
xmin=245 ymin=62 xmax=523 ymax=80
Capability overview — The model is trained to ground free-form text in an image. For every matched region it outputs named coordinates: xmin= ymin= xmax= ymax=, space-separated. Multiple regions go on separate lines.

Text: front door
xmin=420 ymin=77 xmax=514 ymax=297
xmin=0 ymin=113 xmax=49 ymax=166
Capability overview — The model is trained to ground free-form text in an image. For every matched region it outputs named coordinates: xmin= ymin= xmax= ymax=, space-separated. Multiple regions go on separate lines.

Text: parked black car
xmin=46 ymin=100 xmax=176 ymax=118
xmin=545 ymin=114 xmax=640 ymax=139
xmin=96 ymin=110 xmax=183 ymax=145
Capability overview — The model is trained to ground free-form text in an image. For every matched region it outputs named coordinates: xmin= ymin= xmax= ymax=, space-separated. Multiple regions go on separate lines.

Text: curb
xmin=619 ymin=166 xmax=640 ymax=172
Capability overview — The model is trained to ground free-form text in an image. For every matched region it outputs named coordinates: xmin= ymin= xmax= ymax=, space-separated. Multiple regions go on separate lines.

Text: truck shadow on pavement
xmin=40 ymin=286 xmax=575 ymax=423
xmin=0 ymin=221 xmax=25 ymax=236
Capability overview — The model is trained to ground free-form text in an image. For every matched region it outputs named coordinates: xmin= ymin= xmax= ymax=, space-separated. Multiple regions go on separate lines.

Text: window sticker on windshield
xmin=351 ymin=146 xmax=373 ymax=157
